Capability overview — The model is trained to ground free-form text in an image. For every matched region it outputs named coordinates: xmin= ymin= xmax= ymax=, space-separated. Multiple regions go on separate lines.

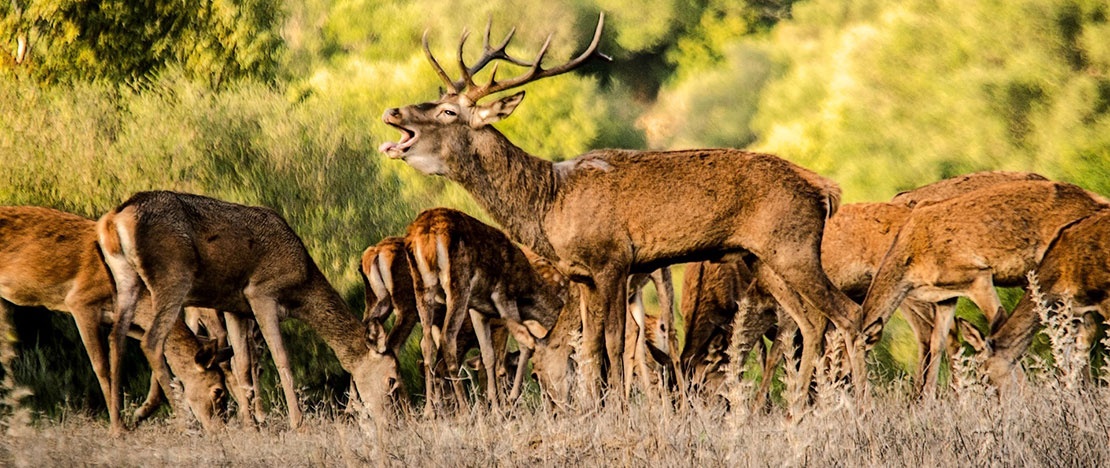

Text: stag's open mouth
xmin=379 ymin=123 xmax=418 ymax=158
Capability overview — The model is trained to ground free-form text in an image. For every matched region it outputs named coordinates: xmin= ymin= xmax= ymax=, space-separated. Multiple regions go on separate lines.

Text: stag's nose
xmin=382 ymin=108 xmax=401 ymax=122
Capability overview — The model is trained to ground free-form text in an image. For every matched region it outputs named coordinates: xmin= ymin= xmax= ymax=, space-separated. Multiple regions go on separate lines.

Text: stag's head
xmin=380 ymin=14 xmax=609 ymax=175
xmin=349 ymin=320 xmax=403 ymax=419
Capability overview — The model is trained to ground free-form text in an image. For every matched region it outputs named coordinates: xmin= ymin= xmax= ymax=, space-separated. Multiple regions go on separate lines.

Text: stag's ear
xmin=470 ymin=91 xmax=525 ymax=127
xmin=367 ymin=320 xmax=389 ymax=354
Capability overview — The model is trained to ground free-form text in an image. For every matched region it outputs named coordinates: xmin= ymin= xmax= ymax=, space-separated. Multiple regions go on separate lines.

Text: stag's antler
xmin=423 ymin=13 xmax=611 ymax=102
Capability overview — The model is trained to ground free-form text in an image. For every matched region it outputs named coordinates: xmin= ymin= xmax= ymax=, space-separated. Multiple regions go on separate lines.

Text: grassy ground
xmin=1 ymin=382 xmax=1108 ymax=466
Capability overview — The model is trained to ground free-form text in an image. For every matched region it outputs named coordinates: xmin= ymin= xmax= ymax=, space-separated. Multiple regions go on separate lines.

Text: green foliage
xmin=0 ymin=0 xmax=284 ymax=87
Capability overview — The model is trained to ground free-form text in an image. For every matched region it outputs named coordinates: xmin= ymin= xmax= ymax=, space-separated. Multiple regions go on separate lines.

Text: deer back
xmin=891 ymin=171 xmax=1048 ymax=208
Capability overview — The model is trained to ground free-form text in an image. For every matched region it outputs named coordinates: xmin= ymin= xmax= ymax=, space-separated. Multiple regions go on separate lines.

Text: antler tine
xmin=456 ymin=28 xmax=476 ymax=90
xmin=464 ymin=12 xmax=610 ymax=102
xmin=423 ymin=30 xmax=462 ymax=94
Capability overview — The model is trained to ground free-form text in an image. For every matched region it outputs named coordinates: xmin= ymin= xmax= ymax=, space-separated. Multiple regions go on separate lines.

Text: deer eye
xmin=442 ymin=109 xmax=457 ymax=117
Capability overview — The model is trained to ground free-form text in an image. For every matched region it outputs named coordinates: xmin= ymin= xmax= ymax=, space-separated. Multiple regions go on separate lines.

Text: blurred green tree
xmin=0 ymin=0 xmax=284 ymax=87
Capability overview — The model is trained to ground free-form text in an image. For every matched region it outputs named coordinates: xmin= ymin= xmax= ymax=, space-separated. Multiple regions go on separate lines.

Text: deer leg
xmin=223 ymin=312 xmax=260 ymax=426
xmin=248 ymin=294 xmax=302 ymax=430
xmin=966 ymin=272 xmax=1006 ymax=326
xmin=469 ymin=308 xmax=499 ymax=412
xmin=626 ymin=287 xmax=654 ymax=396
xmin=753 ymin=264 xmax=824 ymax=405
xmin=508 ymin=346 xmax=532 ymax=402
xmin=67 ymin=302 xmax=113 ymax=414
xmin=651 ymin=267 xmax=683 ymax=394
xmin=104 ymin=266 xmax=142 ymax=435
xmin=441 ymin=277 xmax=472 ymax=414
xmin=139 ymin=282 xmax=191 ymax=420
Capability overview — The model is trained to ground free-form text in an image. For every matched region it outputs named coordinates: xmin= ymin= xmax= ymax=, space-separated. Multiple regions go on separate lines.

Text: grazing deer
xmin=977 ymin=208 xmax=1110 ymax=389
xmin=0 ymin=206 xmax=230 ymax=433
xmin=358 ymin=235 xmax=521 ymax=406
xmin=183 ymin=307 xmax=265 ymax=425
xmin=686 ymin=171 xmax=1056 ymax=399
xmin=360 ymin=237 xmax=420 ymax=354
xmin=404 ymin=208 xmax=566 ymax=414
xmin=382 ymin=13 xmax=863 ymax=397
xmin=97 ymin=191 xmax=401 ymax=433
xmin=891 ymin=171 xmax=1048 ymax=208
xmin=859 ymin=180 xmax=1108 ymax=363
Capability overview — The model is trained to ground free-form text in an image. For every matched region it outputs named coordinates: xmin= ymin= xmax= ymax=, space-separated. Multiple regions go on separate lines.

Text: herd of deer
xmin=3 ymin=14 xmax=1110 ymax=436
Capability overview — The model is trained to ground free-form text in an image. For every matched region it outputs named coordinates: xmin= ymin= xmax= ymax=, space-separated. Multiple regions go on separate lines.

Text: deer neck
xmin=290 ymin=274 xmax=369 ymax=369
xmin=451 ymin=129 xmax=559 ymax=257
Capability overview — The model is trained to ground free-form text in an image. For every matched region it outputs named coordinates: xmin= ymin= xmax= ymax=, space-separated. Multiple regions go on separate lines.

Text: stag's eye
xmin=442 ymin=109 xmax=457 ymax=117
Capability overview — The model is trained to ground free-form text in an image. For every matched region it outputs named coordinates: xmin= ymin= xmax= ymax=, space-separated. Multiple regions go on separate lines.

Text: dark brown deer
xmin=859 ymin=180 xmax=1108 ymax=361
xmin=97 ymin=191 xmax=401 ymax=433
xmin=977 ymin=208 xmax=1110 ymax=389
xmin=381 ymin=13 xmax=863 ymax=397
xmin=0 ymin=206 xmax=230 ymax=434
xmin=404 ymin=208 xmax=566 ymax=414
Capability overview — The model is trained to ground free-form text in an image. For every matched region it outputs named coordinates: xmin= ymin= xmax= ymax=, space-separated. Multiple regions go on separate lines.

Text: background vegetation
xmin=0 ymin=0 xmax=1108 ymax=417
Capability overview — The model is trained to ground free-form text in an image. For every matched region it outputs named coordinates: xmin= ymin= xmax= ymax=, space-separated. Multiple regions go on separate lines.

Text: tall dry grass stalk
xmin=0 ymin=306 xmax=32 ymax=439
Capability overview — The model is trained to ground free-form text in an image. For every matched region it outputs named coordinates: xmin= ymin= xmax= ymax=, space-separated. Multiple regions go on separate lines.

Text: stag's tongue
xmin=379 ymin=141 xmax=398 ymax=154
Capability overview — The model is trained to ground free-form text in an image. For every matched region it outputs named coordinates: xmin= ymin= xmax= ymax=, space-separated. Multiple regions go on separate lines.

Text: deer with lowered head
xmin=380 ymin=13 xmax=863 ymax=397
xmin=183 ymin=306 xmax=266 ymax=425
xmin=97 ymin=191 xmax=401 ymax=432
xmin=972 ymin=208 xmax=1110 ymax=390
xmin=680 ymin=170 xmax=1054 ymax=399
xmin=859 ymin=180 xmax=1109 ymax=366
xmin=357 ymin=235 xmax=522 ymax=406
xmin=0 ymin=205 xmax=232 ymax=434
xmin=404 ymin=207 xmax=566 ymax=414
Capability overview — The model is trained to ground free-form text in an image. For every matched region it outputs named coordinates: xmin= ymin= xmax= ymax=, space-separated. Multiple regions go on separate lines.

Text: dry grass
xmin=3 ymin=285 xmax=1110 ymax=466
xmin=1 ymin=383 xmax=1108 ymax=466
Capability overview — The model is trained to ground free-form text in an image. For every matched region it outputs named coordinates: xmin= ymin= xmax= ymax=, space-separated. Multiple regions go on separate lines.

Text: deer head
xmin=380 ymin=14 xmax=610 ymax=175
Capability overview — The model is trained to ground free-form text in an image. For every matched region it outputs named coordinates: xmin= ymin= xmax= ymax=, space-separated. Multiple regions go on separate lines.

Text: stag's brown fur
xmin=0 ymin=206 xmax=230 ymax=433
xmin=860 ymin=181 xmax=1108 ymax=351
xmin=404 ymin=208 xmax=566 ymax=414
xmin=97 ymin=191 xmax=400 ymax=432
xmin=981 ymin=208 xmax=1110 ymax=388
xmin=383 ymin=15 xmax=865 ymax=396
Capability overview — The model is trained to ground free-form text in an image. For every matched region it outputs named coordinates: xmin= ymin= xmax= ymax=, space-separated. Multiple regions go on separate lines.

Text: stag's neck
xmin=291 ymin=274 xmax=368 ymax=369
xmin=452 ymin=130 xmax=559 ymax=257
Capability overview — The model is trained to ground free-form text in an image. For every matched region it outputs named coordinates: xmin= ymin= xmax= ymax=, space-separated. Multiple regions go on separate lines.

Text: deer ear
xmin=471 ymin=91 xmax=525 ymax=127
xmin=522 ymin=319 xmax=549 ymax=339
xmin=957 ymin=317 xmax=988 ymax=354
xmin=366 ymin=320 xmax=389 ymax=354
xmin=195 ymin=339 xmax=234 ymax=370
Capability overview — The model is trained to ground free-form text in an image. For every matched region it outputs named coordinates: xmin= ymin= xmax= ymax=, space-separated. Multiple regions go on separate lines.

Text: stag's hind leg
xmin=246 ymin=292 xmax=303 ymax=430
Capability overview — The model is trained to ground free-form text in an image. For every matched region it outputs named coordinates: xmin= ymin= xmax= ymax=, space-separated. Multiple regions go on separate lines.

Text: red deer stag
xmin=381 ymin=13 xmax=863 ymax=397
xmin=859 ymin=181 xmax=1108 ymax=363
xmin=977 ymin=208 xmax=1110 ymax=389
xmin=98 ymin=191 xmax=401 ymax=432
xmin=404 ymin=208 xmax=565 ymax=414
xmin=0 ymin=206 xmax=230 ymax=434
